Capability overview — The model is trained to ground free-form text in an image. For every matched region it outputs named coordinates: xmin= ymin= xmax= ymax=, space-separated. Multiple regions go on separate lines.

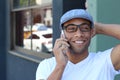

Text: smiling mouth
xmin=69 ymin=39 xmax=87 ymax=47
xmin=75 ymin=40 xmax=84 ymax=44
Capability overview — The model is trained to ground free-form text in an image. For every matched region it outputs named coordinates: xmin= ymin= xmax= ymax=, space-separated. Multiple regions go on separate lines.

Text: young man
xmin=36 ymin=9 xmax=120 ymax=80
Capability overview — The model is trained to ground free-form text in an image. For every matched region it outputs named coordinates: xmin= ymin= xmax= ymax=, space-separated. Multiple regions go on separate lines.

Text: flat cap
xmin=60 ymin=9 xmax=94 ymax=28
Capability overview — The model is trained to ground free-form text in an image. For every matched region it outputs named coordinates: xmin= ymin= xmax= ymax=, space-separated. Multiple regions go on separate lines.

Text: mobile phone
xmin=61 ymin=30 xmax=66 ymax=38
xmin=61 ymin=30 xmax=70 ymax=48
xmin=61 ymin=30 xmax=71 ymax=55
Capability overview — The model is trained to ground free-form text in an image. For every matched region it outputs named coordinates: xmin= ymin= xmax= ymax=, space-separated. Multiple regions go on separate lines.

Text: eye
xmin=66 ymin=25 xmax=77 ymax=32
xmin=67 ymin=26 xmax=76 ymax=30
xmin=80 ymin=24 xmax=91 ymax=32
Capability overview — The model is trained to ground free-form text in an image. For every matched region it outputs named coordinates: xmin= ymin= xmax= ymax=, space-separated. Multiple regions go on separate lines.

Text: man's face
xmin=63 ymin=18 xmax=94 ymax=54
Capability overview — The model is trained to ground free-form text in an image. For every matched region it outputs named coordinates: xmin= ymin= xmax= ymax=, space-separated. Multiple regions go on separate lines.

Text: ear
xmin=91 ymin=28 xmax=96 ymax=38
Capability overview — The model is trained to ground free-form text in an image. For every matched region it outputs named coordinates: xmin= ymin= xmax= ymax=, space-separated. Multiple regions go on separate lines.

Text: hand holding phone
xmin=52 ymin=30 xmax=70 ymax=66
xmin=60 ymin=30 xmax=70 ymax=55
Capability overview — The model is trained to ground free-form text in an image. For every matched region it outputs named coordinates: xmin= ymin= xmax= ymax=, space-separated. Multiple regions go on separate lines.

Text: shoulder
xmin=37 ymin=57 xmax=56 ymax=72
xmin=36 ymin=57 xmax=56 ymax=80
xmin=94 ymin=48 xmax=113 ymax=57
xmin=88 ymin=48 xmax=113 ymax=68
xmin=39 ymin=57 xmax=56 ymax=66
xmin=89 ymin=48 xmax=113 ymax=61
xmin=90 ymin=48 xmax=115 ymax=70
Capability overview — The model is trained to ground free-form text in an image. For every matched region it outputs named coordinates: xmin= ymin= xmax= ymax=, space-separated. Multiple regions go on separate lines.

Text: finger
xmin=56 ymin=38 xmax=68 ymax=44
xmin=54 ymin=38 xmax=69 ymax=49
xmin=60 ymin=45 xmax=69 ymax=57
xmin=62 ymin=42 xmax=70 ymax=47
xmin=60 ymin=44 xmax=69 ymax=51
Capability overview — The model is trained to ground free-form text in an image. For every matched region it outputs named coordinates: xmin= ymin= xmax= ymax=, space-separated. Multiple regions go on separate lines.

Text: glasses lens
xmin=66 ymin=24 xmax=77 ymax=32
xmin=80 ymin=23 xmax=91 ymax=32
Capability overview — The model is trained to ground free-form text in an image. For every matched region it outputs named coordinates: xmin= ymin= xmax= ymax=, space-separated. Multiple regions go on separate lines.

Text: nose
xmin=74 ymin=28 xmax=84 ymax=37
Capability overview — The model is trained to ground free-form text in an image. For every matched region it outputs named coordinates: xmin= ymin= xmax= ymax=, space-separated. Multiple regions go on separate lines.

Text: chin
xmin=70 ymin=48 xmax=85 ymax=54
xmin=70 ymin=45 xmax=88 ymax=54
xmin=69 ymin=42 xmax=90 ymax=54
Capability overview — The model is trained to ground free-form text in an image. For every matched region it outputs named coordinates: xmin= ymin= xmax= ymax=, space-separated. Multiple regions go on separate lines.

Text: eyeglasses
xmin=62 ymin=23 xmax=92 ymax=33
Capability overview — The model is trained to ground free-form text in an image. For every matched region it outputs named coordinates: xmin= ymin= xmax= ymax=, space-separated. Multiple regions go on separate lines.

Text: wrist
xmin=56 ymin=64 xmax=66 ymax=70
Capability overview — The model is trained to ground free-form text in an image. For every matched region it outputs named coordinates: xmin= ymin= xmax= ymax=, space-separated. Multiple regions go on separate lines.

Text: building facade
xmin=0 ymin=0 xmax=120 ymax=80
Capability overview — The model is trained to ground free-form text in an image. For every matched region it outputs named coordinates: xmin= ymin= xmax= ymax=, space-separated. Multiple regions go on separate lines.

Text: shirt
xmin=36 ymin=48 xmax=120 ymax=80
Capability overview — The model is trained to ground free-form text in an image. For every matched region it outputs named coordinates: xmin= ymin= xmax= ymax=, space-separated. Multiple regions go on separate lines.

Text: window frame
xmin=9 ymin=0 xmax=53 ymax=63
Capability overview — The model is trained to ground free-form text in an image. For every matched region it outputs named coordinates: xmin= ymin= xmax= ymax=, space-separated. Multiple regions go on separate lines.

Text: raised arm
xmin=95 ymin=22 xmax=120 ymax=70
xmin=47 ymin=35 xmax=70 ymax=80
xmin=95 ymin=22 xmax=120 ymax=39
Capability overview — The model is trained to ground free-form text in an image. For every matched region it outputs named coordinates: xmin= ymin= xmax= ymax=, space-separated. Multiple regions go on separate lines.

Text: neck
xmin=68 ymin=50 xmax=89 ymax=64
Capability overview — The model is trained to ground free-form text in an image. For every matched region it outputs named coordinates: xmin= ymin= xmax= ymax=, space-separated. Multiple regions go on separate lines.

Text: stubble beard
xmin=69 ymin=40 xmax=90 ymax=55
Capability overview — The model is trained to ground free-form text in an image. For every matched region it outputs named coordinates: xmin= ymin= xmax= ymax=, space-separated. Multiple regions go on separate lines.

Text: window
xmin=11 ymin=0 xmax=53 ymax=61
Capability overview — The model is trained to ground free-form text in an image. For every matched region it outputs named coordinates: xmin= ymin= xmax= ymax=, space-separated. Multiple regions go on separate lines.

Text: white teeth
xmin=75 ymin=41 xmax=84 ymax=44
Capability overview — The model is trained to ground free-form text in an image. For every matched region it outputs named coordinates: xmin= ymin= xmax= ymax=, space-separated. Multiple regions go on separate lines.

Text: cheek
xmin=85 ymin=34 xmax=92 ymax=40
xmin=65 ymin=32 xmax=93 ymax=40
xmin=66 ymin=35 xmax=72 ymax=41
xmin=85 ymin=30 xmax=94 ymax=38
xmin=65 ymin=33 xmax=74 ymax=40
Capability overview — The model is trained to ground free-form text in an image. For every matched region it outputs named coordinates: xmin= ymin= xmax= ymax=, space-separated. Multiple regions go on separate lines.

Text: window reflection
xmin=13 ymin=0 xmax=52 ymax=9
xmin=15 ymin=4 xmax=52 ymax=53
xmin=13 ymin=0 xmax=36 ymax=8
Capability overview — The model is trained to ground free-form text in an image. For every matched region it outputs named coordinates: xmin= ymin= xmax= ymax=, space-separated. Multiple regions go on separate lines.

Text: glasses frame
xmin=62 ymin=23 xmax=92 ymax=33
